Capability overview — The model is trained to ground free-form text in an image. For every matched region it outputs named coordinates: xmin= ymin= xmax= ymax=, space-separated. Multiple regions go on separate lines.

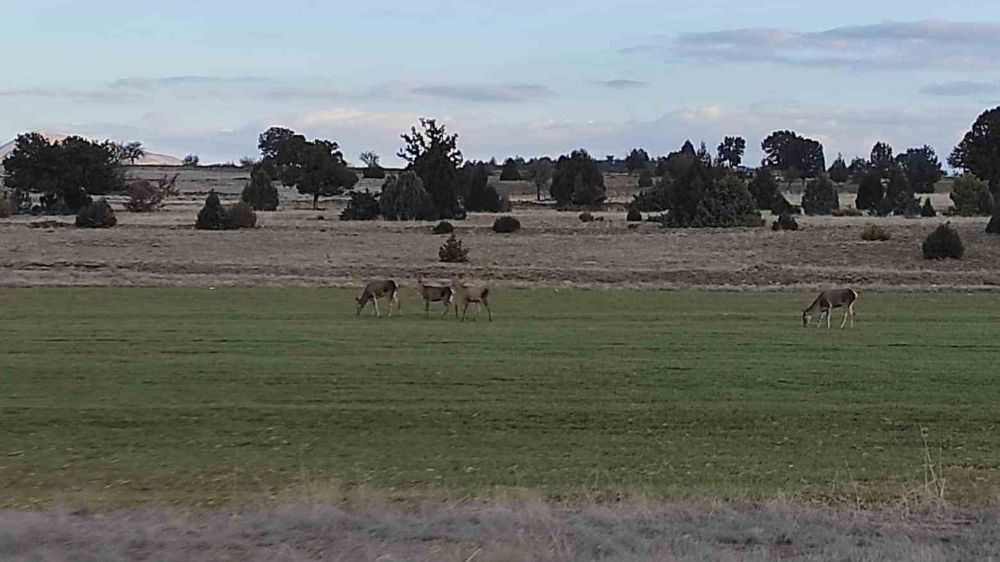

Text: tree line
xmin=4 ymin=107 xmax=1000 ymax=232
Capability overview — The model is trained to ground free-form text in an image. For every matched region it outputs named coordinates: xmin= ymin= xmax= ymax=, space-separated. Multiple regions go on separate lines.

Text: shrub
xmin=801 ymin=175 xmax=838 ymax=215
xmin=860 ymin=224 xmax=891 ymax=241
xmin=75 ymin=198 xmax=117 ymax=228
xmin=922 ymin=223 xmax=964 ymax=259
xmin=438 ymin=234 xmax=469 ymax=263
xmin=499 ymin=158 xmax=521 ymax=181
xmin=432 ymin=221 xmax=454 ymax=234
xmin=950 ymin=175 xmax=990 ymax=216
xmin=921 ymin=198 xmax=937 ymax=217
xmin=223 ymin=201 xmax=257 ymax=229
xmin=631 ymin=183 xmax=670 ymax=212
xmin=890 ymin=191 xmax=921 ymax=217
xmin=340 ymin=190 xmax=380 ymax=221
xmin=125 ymin=174 xmax=179 ymax=213
xmin=579 ymin=211 xmax=595 ymax=223
xmin=362 ymin=166 xmax=386 ymax=179
xmin=380 ymin=172 xmax=437 ymax=220
xmin=626 ymin=207 xmax=642 ymax=222
xmin=637 ymin=168 xmax=653 ymax=188
xmin=492 ymin=216 xmax=521 ymax=233
xmin=196 ymin=191 xmax=225 ymax=230
xmin=771 ymin=213 xmax=799 ymax=231
xmin=241 ymin=170 xmax=279 ymax=211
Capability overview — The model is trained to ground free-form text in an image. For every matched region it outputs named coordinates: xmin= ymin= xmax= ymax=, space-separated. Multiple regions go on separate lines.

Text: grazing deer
xmin=416 ymin=275 xmax=455 ymax=318
xmin=803 ymin=288 xmax=858 ymax=329
xmin=451 ymin=276 xmax=492 ymax=322
xmin=356 ymin=280 xmax=400 ymax=318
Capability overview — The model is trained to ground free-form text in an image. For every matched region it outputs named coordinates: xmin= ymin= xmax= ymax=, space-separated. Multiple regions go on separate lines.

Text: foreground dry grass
xmin=2 ymin=498 xmax=997 ymax=561
xmin=1 ymin=192 xmax=997 ymax=290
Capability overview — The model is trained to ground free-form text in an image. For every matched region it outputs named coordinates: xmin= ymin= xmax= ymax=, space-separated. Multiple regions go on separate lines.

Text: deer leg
xmin=840 ymin=308 xmax=849 ymax=329
xmin=849 ymin=303 xmax=856 ymax=328
xmin=373 ymin=298 xmax=380 ymax=318
xmin=815 ymin=309 xmax=824 ymax=328
xmin=826 ymin=308 xmax=832 ymax=329
xmin=461 ymin=302 xmax=469 ymax=322
xmin=484 ymin=299 xmax=492 ymax=322
xmin=393 ymin=292 xmax=401 ymax=316
xmin=440 ymin=300 xmax=451 ymax=319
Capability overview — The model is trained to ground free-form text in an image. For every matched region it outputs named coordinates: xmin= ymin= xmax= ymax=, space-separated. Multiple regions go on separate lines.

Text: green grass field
xmin=1 ymin=287 xmax=998 ymax=509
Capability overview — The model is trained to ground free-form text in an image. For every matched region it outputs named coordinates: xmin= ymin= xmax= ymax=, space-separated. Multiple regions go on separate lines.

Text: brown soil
xmin=1 ymin=194 xmax=997 ymax=290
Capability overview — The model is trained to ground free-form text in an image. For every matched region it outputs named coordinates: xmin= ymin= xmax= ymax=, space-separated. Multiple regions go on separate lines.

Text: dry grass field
xmin=0 ymin=167 xmax=995 ymax=290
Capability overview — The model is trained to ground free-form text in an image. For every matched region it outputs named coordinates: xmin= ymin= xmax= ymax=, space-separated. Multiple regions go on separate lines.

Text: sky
xmin=3 ymin=0 xmax=1000 ymax=166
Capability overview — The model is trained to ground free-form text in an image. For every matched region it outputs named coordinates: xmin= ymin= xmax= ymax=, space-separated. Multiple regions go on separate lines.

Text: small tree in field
xmin=828 ymin=154 xmax=849 ymax=183
xmin=380 ymin=172 xmax=436 ymax=220
xmin=855 ymin=170 xmax=884 ymax=214
xmin=196 ymin=191 xmax=225 ymax=230
xmin=182 ymin=154 xmax=200 ymax=167
xmin=801 ymin=175 xmax=838 ymax=215
xmin=398 ymin=118 xmax=464 ymax=219
xmin=526 ymin=158 xmax=553 ymax=201
xmin=550 ymin=149 xmax=606 ymax=207
xmin=921 ymin=198 xmax=936 ymax=217
xmin=439 ymin=234 xmax=469 ymax=263
xmin=241 ymin=170 xmax=279 ymax=211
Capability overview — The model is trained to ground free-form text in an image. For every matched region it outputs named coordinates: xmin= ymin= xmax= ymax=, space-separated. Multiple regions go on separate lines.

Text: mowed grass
xmin=1 ymin=287 xmax=998 ymax=509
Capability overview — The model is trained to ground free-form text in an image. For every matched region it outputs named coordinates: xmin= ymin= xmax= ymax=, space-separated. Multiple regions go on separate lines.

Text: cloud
xmin=593 ymin=79 xmax=649 ymax=90
xmin=625 ymin=20 xmax=1000 ymax=70
xmin=920 ymin=81 xmax=1000 ymax=97
xmin=408 ymin=83 xmax=553 ymax=103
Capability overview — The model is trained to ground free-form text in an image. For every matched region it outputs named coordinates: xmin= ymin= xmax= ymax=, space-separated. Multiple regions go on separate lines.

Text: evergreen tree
xmin=801 ymin=175 xmax=839 ymax=215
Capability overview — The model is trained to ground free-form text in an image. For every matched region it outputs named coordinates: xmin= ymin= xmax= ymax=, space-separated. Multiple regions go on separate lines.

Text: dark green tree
xmin=869 ymin=142 xmax=894 ymax=173
xmin=950 ymin=174 xmax=990 ymax=216
xmin=748 ymin=168 xmax=781 ymax=211
xmin=855 ymin=170 xmax=885 ymax=214
xmin=380 ymin=171 xmax=436 ymax=220
xmin=241 ymin=170 xmax=279 ymax=211
xmin=896 ymin=146 xmax=943 ymax=193
xmin=828 ymin=153 xmax=849 ymax=183
xmin=760 ymin=131 xmax=826 ymax=177
xmin=526 ymin=158 xmax=553 ymax=200
xmin=463 ymin=163 xmax=502 ymax=212
xmin=949 ymin=106 xmax=1000 ymax=193
xmin=661 ymin=157 xmax=760 ymax=227
xmin=717 ymin=136 xmax=746 ymax=167
xmin=638 ymin=168 xmax=654 ymax=188
xmin=882 ymin=166 xmax=913 ymax=215
xmin=801 ymin=175 xmax=839 ymax=215
xmin=182 ymin=154 xmax=199 ymax=167
xmin=398 ymin=118 xmax=464 ymax=219
xmin=625 ymin=148 xmax=650 ymax=174
xmin=195 ymin=191 xmax=225 ymax=230
xmin=848 ymin=157 xmax=870 ymax=183
xmin=1 ymin=133 xmax=124 ymax=213
xmin=550 ymin=149 xmax=606 ymax=207
xmin=499 ymin=158 xmax=522 ymax=181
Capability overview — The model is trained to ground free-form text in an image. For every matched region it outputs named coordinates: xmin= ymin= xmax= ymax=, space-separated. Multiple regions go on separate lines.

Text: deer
xmin=415 ymin=275 xmax=455 ymax=318
xmin=356 ymin=280 xmax=401 ymax=318
xmin=451 ymin=276 xmax=492 ymax=322
xmin=803 ymin=288 xmax=858 ymax=329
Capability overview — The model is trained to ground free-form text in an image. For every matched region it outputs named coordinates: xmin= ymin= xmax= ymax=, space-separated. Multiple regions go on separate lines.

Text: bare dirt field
xmin=1 ymin=190 xmax=997 ymax=291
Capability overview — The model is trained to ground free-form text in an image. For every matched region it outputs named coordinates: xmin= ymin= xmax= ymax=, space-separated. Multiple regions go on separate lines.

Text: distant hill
xmin=0 ymin=132 xmax=183 ymax=166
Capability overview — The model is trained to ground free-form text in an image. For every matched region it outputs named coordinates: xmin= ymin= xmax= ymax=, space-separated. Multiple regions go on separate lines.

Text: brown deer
xmin=416 ymin=275 xmax=455 ymax=318
xmin=451 ymin=276 xmax=492 ymax=322
xmin=803 ymin=288 xmax=858 ymax=329
xmin=356 ymin=280 xmax=400 ymax=318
